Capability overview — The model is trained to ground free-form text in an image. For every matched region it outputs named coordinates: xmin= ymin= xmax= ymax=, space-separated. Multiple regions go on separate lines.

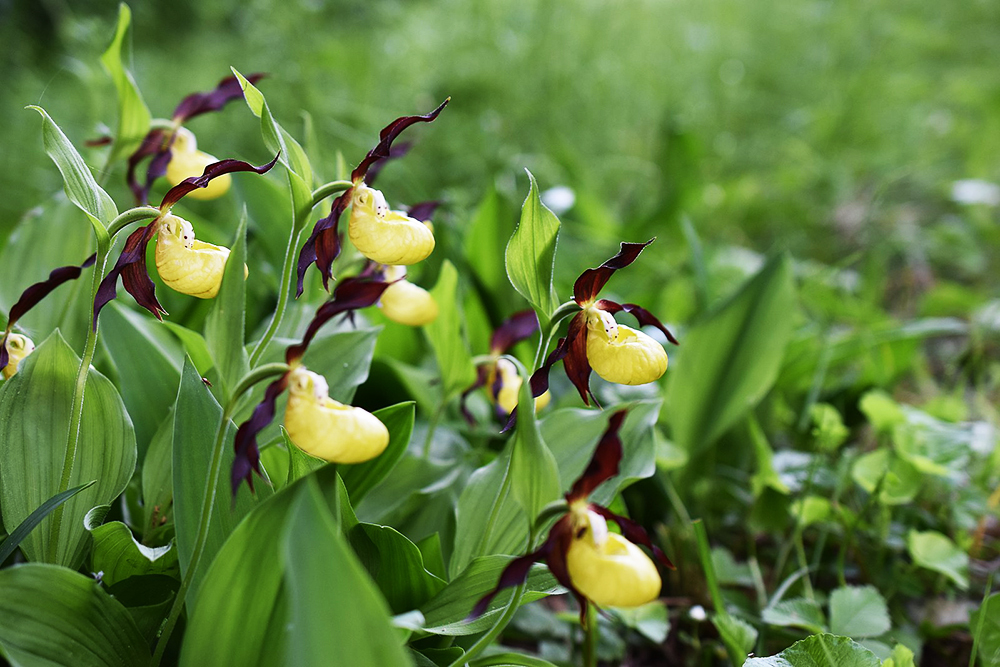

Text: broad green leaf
xmin=859 ymin=390 xmax=905 ymax=434
xmin=283 ymin=429 xmax=324 ymax=485
xmin=612 ymin=601 xmax=671 ymax=643
xmin=0 ymin=564 xmax=150 ymax=666
xmin=341 ymin=402 xmax=415 ymax=503
xmin=172 ymin=358 xmax=269 ymax=602
xmin=750 ymin=415 xmax=790 ymax=496
xmin=881 ymin=644 xmax=915 ymax=667
xmin=745 ymin=634 xmax=881 ymax=667
xmin=712 ymin=613 xmax=757 ymax=662
xmin=26 ymin=106 xmax=117 ymax=238
xmin=790 ymin=496 xmax=832 ymax=527
xmin=851 ymin=449 xmax=921 ymax=505
xmin=0 ymin=482 xmax=94 ymax=564
xmin=421 ymin=555 xmax=562 ymax=636
xmin=99 ymin=3 xmax=151 ymax=164
xmin=810 ymin=403 xmax=850 ymax=451
xmin=667 ymin=254 xmax=796 ymax=455
xmin=970 ymin=593 xmax=1000 ymax=667
xmin=470 ymin=654 xmax=560 ymax=667
xmin=100 ymin=302 xmax=181 ymax=459
xmin=425 ymin=260 xmax=476 ymax=396
xmin=505 ymin=170 xmax=560 ymax=327
xmin=829 ymin=586 xmax=891 ymax=639
xmin=162 ymin=321 xmax=214 ymax=376
xmin=464 ymin=187 xmax=512 ymax=297
xmin=0 ymin=331 xmax=136 ymax=566
xmin=85 ymin=517 xmax=178 ymax=587
xmin=762 ymin=597 xmax=827 ymax=634
xmin=350 ymin=523 xmax=447 ymax=613
xmin=205 ymin=210 xmax=250 ymax=396
xmin=907 ymin=530 xmax=968 ymax=589
xmin=509 ymin=359 xmax=560 ymax=523
xmin=711 ymin=547 xmax=754 ymax=587
xmin=282 ymin=478 xmax=415 ymax=666
xmin=140 ymin=413 xmax=173 ymax=542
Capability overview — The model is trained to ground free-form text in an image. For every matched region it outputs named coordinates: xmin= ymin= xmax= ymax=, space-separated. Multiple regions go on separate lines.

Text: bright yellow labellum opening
xmin=155 ymin=214 xmax=241 ymax=299
xmin=283 ymin=367 xmax=390 ymax=463
xmin=164 ymin=128 xmax=231 ymax=200
xmin=2 ymin=333 xmax=35 ymax=380
xmin=493 ymin=358 xmax=551 ymax=415
xmin=566 ymin=512 xmax=661 ymax=608
xmin=348 ymin=185 xmax=435 ymax=265
xmin=585 ymin=309 xmax=667 ymax=385
xmin=379 ymin=268 xmax=439 ymax=326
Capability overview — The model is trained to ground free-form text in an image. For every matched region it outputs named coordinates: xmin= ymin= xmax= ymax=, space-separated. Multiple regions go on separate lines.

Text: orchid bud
xmin=585 ymin=310 xmax=667 ymax=385
xmin=164 ymin=128 xmax=231 ymax=200
xmin=566 ymin=520 xmax=662 ymax=608
xmin=154 ymin=214 xmax=240 ymax=299
xmin=2 ymin=334 xmax=35 ymax=380
xmin=283 ymin=367 xmax=389 ymax=463
xmin=348 ymin=185 xmax=435 ymax=265
xmin=379 ymin=267 xmax=439 ymax=326
xmin=494 ymin=358 xmax=551 ymax=415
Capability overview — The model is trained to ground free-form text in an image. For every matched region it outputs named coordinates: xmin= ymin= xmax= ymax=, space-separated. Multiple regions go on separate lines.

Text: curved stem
xmin=311 ymin=180 xmax=353 ymax=207
xmin=583 ymin=603 xmax=598 ymax=667
xmin=107 ymin=206 xmax=161 ymax=238
xmin=230 ymin=363 xmax=290 ymax=407
xmin=533 ymin=301 xmax=579 ymax=369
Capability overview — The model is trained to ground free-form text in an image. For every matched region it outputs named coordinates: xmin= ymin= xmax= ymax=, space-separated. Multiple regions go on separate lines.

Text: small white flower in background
xmin=951 ymin=179 xmax=1000 ymax=206
xmin=541 ymin=186 xmax=575 ymax=215
xmin=689 ymin=605 xmax=707 ymax=622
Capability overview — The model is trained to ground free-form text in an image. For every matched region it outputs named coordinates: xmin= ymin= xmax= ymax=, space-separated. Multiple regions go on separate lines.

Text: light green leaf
xmin=340 ymin=402 xmax=415 ymax=504
xmin=667 ymin=254 xmax=796 ymax=455
xmin=350 ymin=522 xmax=447 ymax=614
xmin=712 ymin=547 xmax=754 ymax=587
xmin=425 ymin=260 xmax=476 ymax=397
xmin=881 ymin=644 xmax=915 ymax=667
xmin=859 ymin=390 xmax=905 ymax=434
xmin=762 ymin=597 xmax=827 ymax=634
xmin=205 ymin=210 xmax=250 ymax=396
xmin=851 ymin=449 xmax=921 ymax=505
xmin=99 ymin=3 xmax=151 ymax=164
xmin=505 ymin=170 xmax=561 ymax=327
xmin=162 ymin=321 xmax=214 ymax=376
xmin=140 ymin=413 xmax=173 ymax=542
xmin=464 ymin=187 xmax=512 ymax=297
xmin=0 ymin=564 xmax=150 ymax=666
xmin=26 ymin=106 xmax=117 ymax=238
xmin=0 ymin=331 xmax=136 ymax=567
xmin=790 ymin=496 xmax=832 ymax=527
xmin=970 ymin=592 xmax=1000 ymax=667
xmin=810 ymin=403 xmax=850 ymax=451
xmin=0 ymin=482 xmax=95 ymax=564
xmin=750 ymin=415 xmax=790 ymax=496
xmin=85 ymin=517 xmax=178 ymax=588
xmin=612 ymin=601 xmax=670 ymax=643
xmin=829 ymin=585 xmax=891 ymax=639
xmin=508 ymin=358 xmax=560 ymax=524
xmin=907 ymin=530 xmax=969 ymax=589
xmin=745 ymin=634 xmax=881 ymax=667
xmin=712 ymin=613 xmax=757 ymax=662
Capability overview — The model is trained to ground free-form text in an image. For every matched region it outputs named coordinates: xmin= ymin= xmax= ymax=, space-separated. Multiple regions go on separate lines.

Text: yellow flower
xmin=2 ymin=334 xmax=34 ymax=380
xmin=585 ymin=308 xmax=667 ymax=385
xmin=165 ymin=128 xmax=231 ymax=200
xmin=283 ymin=367 xmax=389 ymax=463
xmin=154 ymin=214 xmax=241 ymax=299
xmin=566 ymin=509 xmax=661 ymax=608
xmin=493 ymin=358 xmax=551 ymax=414
xmin=379 ymin=265 xmax=439 ymax=326
xmin=348 ymin=185 xmax=435 ymax=265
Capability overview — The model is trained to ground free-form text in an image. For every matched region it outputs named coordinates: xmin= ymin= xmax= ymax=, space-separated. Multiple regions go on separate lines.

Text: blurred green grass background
xmin=1 ymin=0 xmax=998 ymax=306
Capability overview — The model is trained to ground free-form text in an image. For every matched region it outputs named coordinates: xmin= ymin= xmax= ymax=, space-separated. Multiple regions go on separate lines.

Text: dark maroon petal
xmin=159 ymin=155 xmax=279 ymax=210
xmin=544 ymin=518 xmax=591 ymax=624
xmin=618 ymin=303 xmax=679 ymax=346
xmin=572 ymin=239 xmax=655 ymax=305
xmin=296 ymin=189 xmax=352 ymax=297
xmin=232 ymin=374 xmax=288 ymax=495
xmin=489 ymin=309 xmax=540 ymax=354
xmin=93 ymin=224 xmax=161 ymax=329
xmin=500 ymin=335 xmax=571 ymax=433
xmin=0 ymin=336 xmax=9 ymax=371
xmin=85 ymin=136 xmax=113 ymax=147
xmin=6 ymin=253 xmax=96 ymax=328
xmin=406 ymin=201 xmax=440 ymax=223
xmin=285 ymin=278 xmax=392 ymax=364
xmin=121 ymin=256 xmax=166 ymax=322
xmin=351 ymin=99 xmax=450 ymax=183
xmin=468 ymin=541 xmax=551 ymax=620
xmin=567 ymin=410 xmax=627 ymax=502
xmin=363 ymin=141 xmax=412 ymax=186
xmin=591 ymin=505 xmax=675 ymax=569
xmin=459 ymin=364 xmax=490 ymax=426
xmin=172 ymin=73 xmax=266 ymax=123
xmin=562 ymin=314 xmax=595 ymax=406
xmin=126 ymin=129 xmax=171 ymax=205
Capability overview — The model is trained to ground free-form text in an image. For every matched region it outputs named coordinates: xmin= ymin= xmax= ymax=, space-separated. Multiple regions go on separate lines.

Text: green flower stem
xmin=247 ymin=182 xmax=351 ymax=367
xmin=583 ymin=603 xmax=598 ymax=667
xmin=46 ymin=237 xmax=111 ymax=563
xmin=107 ymin=206 xmax=162 ymax=238
xmin=421 ymin=397 xmax=448 ymax=458
xmin=534 ymin=301 xmax=580 ymax=369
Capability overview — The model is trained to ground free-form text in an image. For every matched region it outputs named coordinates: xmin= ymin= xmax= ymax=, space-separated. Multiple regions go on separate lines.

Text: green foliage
xmin=508 ymin=358 xmax=560 ymax=523
xmin=828 ymin=586 xmax=891 ymax=639
xmin=204 ymin=210 xmax=250 ymax=396
xmin=425 ymin=260 xmax=476 ymax=397
xmin=745 ymin=634 xmax=882 ymax=667
xmin=971 ymin=593 xmax=1000 ymax=667
xmin=907 ymin=530 xmax=969 ymax=590
xmin=99 ymin=3 xmax=150 ymax=165
xmin=505 ymin=171 xmax=561 ymax=327
xmin=0 ymin=482 xmax=94 ymax=565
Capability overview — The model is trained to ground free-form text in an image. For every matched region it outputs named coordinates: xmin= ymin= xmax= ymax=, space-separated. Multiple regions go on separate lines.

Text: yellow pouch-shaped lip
xmin=154 ymin=215 xmax=232 ymax=299
xmin=283 ymin=367 xmax=389 ymax=463
xmin=165 ymin=129 xmax=230 ymax=200
xmin=380 ymin=278 xmax=439 ymax=326
xmin=586 ymin=316 xmax=667 ymax=386
xmin=493 ymin=358 xmax=551 ymax=414
xmin=2 ymin=333 xmax=35 ymax=380
xmin=348 ymin=185 xmax=435 ymax=265
xmin=566 ymin=527 xmax=662 ymax=608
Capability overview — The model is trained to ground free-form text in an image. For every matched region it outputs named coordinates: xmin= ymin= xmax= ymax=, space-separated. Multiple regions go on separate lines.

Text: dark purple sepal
xmin=459 ymin=365 xmax=490 ymax=426
xmin=0 ymin=336 xmax=8 ymax=372
xmin=172 ymin=73 xmax=266 ymax=123
xmin=232 ymin=374 xmax=289 ymax=495
xmin=126 ymin=129 xmax=172 ymax=205
xmin=363 ymin=141 xmax=412 ymax=186
xmin=159 ymin=155 xmax=279 ymax=211
xmin=296 ymin=189 xmax=352 ymax=297
xmin=591 ymin=505 xmax=675 ymax=569
xmin=544 ymin=519 xmax=592 ymax=626
xmin=7 ymin=253 xmax=96 ymax=328
xmin=351 ymin=99 xmax=450 ymax=182
xmin=567 ymin=410 xmax=627 ymax=502
xmin=85 ymin=136 xmax=113 ymax=147
xmin=93 ymin=224 xmax=164 ymax=329
xmin=500 ymin=336 xmax=571 ymax=433
xmin=489 ymin=309 xmax=540 ymax=354
xmin=562 ymin=314 xmax=596 ymax=406
xmin=597 ymin=300 xmax=678 ymax=345
xmin=286 ymin=278 xmax=392 ymax=364
xmin=406 ymin=201 xmax=441 ymax=223
xmin=467 ymin=543 xmax=549 ymax=620
xmin=572 ymin=239 xmax=655 ymax=305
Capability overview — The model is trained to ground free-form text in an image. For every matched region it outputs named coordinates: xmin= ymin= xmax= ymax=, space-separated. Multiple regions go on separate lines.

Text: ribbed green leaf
xmin=205 ymin=210 xmax=250 ymax=396
xmin=0 ymin=482 xmax=94 ymax=564
xmin=425 ymin=260 xmax=476 ymax=396
xmin=85 ymin=516 xmax=178 ymax=588
xmin=505 ymin=170 xmax=560 ymax=328
xmin=341 ymin=401 xmax=415 ymax=503
xmin=508 ymin=358 xmax=559 ymax=523
xmin=744 ymin=634 xmax=881 ymax=667
xmin=99 ymin=3 xmax=151 ymax=164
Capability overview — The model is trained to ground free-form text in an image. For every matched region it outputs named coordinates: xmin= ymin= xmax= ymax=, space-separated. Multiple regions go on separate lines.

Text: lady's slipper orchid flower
xmin=0 ymin=253 xmax=96 ymax=376
xmin=378 ymin=265 xmax=439 ymax=326
xmin=93 ymin=156 xmax=278 ymax=328
xmin=296 ymin=99 xmax=449 ymax=295
xmin=163 ymin=128 xmax=230 ymax=200
xmin=461 ymin=310 xmax=552 ymax=423
xmin=231 ymin=277 xmax=394 ymax=494
xmin=471 ymin=410 xmax=673 ymax=622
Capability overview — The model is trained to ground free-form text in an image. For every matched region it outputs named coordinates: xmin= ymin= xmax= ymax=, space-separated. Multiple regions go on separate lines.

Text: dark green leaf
xmin=140 ymin=413 xmax=173 ymax=542
xmin=509 ymin=359 xmax=559 ymax=523
xmin=205 ymin=210 xmax=250 ymax=396
xmin=99 ymin=3 xmax=151 ymax=164
xmin=425 ymin=260 xmax=476 ymax=396
xmin=505 ymin=170 xmax=560 ymax=327
xmin=0 ymin=482 xmax=94 ymax=564
xmin=350 ymin=522 xmax=447 ymax=613
xmin=85 ymin=517 xmax=178 ymax=587
xmin=341 ymin=402 xmax=415 ymax=503
xmin=162 ymin=321 xmax=214 ymax=376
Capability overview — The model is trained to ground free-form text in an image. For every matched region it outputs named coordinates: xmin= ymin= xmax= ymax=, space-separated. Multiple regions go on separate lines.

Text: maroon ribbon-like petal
xmin=459 ymin=364 xmax=491 ymax=426
xmin=406 ymin=201 xmax=440 ymax=223
xmin=350 ymin=98 xmax=450 ymax=183
xmin=489 ymin=309 xmax=540 ymax=354
xmin=572 ymin=239 xmax=655 ymax=305
xmin=126 ymin=129 xmax=172 ymax=205
xmin=500 ymin=336 xmax=571 ymax=433
xmin=172 ymin=73 xmax=266 ymax=123
xmin=363 ymin=141 xmax=412 ymax=186
xmin=285 ymin=277 xmax=392 ymax=364
xmin=562 ymin=313 xmax=595 ymax=406
xmin=296 ymin=189 xmax=352 ymax=297
xmin=567 ymin=410 xmax=627 ymax=502
xmin=596 ymin=300 xmax=679 ymax=346
xmin=232 ymin=373 xmax=289 ymax=495
xmin=93 ymin=223 xmax=164 ymax=329
xmin=6 ymin=253 xmax=96 ymax=331
xmin=591 ymin=504 xmax=674 ymax=569
xmin=159 ymin=155 xmax=279 ymax=211
xmin=468 ymin=544 xmax=549 ymax=619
